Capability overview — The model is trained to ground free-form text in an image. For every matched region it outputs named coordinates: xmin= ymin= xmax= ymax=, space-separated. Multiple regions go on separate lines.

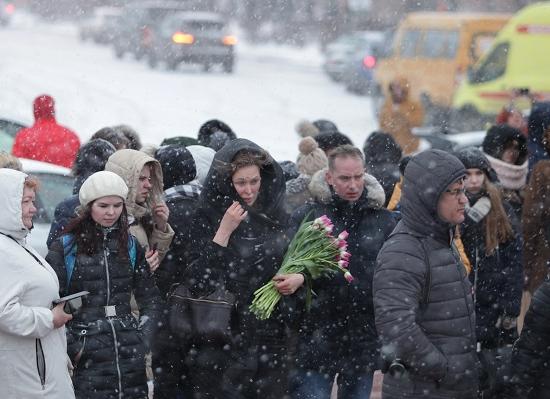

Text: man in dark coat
xmin=46 ymin=138 xmax=116 ymax=247
xmin=289 ymin=145 xmax=396 ymax=398
xmin=373 ymin=149 xmax=478 ymax=399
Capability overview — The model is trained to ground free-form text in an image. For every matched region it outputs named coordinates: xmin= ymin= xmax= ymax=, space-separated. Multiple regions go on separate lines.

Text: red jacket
xmin=12 ymin=95 xmax=80 ymax=168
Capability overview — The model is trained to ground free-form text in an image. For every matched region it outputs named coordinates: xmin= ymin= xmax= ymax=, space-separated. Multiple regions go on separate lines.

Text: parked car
xmin=341 ymin=30 xmax=392 ymax=95
xmin=0 ymin=1 xmax=15 ymax=27
xmin=413 ymin=126 xmax=486 ymax=152
xmin=112 ymin=1 xmax=190 ymax=60
xmin=0 ymin=118 xmax=26 ymax=152
xmin=20 ymin=159 xmax=74 ymax=257
xmin=323 ymin=31 xmax=384 ymax=82
xmin=147 ymin=11 xmax=236 ymax=72
xmin=79 ymin=6 xmax=123 ymax=44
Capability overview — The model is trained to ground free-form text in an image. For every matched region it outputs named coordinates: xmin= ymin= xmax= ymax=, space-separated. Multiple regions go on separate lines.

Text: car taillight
xmin=172 ymin=32 xmax=194 ymax=44
xmin=5 ymin=3 xmax=15 ymax=14
xmin=363 ymin=55 xmax=376 ymax=69
xmin=222 ymin=35 xmax=237 ymax=46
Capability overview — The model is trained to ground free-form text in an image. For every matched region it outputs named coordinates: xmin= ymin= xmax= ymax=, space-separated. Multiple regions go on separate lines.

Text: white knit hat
xmin=79 ymin=171 xmax=129 ymax=207
xmin=187 ymin=145 xmax=216 ymax=185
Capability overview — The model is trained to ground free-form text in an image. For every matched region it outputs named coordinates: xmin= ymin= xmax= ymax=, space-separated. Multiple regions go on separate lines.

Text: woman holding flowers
xmin=184 ymin=138 xmax=302 ymax=399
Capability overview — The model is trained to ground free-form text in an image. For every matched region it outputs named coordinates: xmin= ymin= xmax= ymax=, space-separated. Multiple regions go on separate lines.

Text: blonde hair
xmin=0 ymin=151 xmax=22 ymax=171
xmin=483 ymin=179 xmax=514 ymax=255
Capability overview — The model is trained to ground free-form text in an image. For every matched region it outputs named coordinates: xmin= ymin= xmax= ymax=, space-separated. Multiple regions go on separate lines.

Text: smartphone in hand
xmin=53 ymin=291 xmax=89 ymax=313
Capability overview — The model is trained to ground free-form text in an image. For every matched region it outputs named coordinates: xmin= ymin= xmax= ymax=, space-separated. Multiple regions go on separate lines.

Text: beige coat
xmin=379 ymin=77 xmax=424 ymax=155
xmin=105 ymin=149 xmax=174 ymax=261
xmin=0 ymin=169 xmax=74 ymax=398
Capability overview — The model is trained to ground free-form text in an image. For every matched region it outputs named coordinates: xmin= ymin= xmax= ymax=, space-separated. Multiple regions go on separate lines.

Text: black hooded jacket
xmin=289 ymin=171 xmax=396 ymax=374
xmin=374 ymin=149 xmax=478 ymax=399
xmin=154 ymin=145 xmax=199 ymax=296
xmin=185 ymin=139 xmax=290 ymax=347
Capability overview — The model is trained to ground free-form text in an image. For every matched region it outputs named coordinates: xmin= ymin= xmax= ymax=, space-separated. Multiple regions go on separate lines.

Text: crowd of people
xmin=1 ymin=90 xmax=550 ymax=399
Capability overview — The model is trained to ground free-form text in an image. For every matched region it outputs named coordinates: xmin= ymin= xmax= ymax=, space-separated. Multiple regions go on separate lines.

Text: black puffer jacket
xmin=374 ymin=149 xmax=478 ymax=399
xmin=185 ymin=139 xmax=291 ymax=384
xmin=504 ymin=278 xmax=550 ymax=398
xmin=289 ymin=170 xmax=395 ymax=375
xmin=461 ymin=195 xmax=523 ymax=347
xmin=46 ymin=226 xmax=163 ymax=399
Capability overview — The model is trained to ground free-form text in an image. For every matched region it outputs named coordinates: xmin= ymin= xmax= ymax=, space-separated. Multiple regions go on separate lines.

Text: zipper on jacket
xmin=103 ymin=231 xmax=123 ymax=399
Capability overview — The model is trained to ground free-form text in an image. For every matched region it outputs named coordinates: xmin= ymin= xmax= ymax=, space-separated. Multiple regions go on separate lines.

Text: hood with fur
xmin=307 ymin=167 xmax=385 ymax=209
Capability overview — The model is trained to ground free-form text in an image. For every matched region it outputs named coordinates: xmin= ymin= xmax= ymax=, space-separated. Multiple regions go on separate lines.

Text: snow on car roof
xmin=20 ymin=158 xmax=72 ymax=176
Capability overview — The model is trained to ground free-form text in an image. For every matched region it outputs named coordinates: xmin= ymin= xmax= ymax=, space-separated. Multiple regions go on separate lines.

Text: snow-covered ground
xmin=0 ymin=12 xmax=378 ymax=161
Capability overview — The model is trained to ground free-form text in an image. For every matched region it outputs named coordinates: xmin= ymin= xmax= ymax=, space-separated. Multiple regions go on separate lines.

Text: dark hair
xmin=63 ymin=202 xmax=129 ymax=259
xmin=363 ymin=131 xmax=402 ymax=165
xmin=113 ymin=125 xmax=141 ymax=150
xmin=90 ymin=127 xmax=129 ymax=150
xmin=328 ymin=145 xmax=364 ymax=170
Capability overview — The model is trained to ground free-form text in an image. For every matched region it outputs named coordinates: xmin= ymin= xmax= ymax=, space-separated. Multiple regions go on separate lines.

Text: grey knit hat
xmin=79 ymin=171 xmax=129 ymax=207
xmin=296 ymin=137 xmax=328 ymax=176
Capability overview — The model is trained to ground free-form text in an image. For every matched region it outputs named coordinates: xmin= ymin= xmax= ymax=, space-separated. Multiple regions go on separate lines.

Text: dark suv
xmin=112 ymin=1 xmax=189 ymax=60
xmin=147 ymin=11 xmax=236 ymax=73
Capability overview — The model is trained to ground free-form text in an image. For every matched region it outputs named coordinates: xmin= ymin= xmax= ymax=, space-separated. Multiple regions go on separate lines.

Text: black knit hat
xmin=314 ymin=131 xmax=353 ymax=153
xmin=155 ymin=144 xmax=197 ymax=188
xmin=197 ymin=119 xmax=236 ymax=149
xmin=312 ymin=119 xmax=339 ymax=134
xmin=454 ymin=147 xmax=498 ymax=182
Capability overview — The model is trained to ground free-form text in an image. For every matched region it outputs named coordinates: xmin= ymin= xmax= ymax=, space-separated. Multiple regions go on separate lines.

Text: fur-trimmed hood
xmin=307 ymin=167 xmax=385 ymax=209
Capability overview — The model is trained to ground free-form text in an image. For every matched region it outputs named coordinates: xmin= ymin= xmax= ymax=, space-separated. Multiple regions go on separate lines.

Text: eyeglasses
xmin=445 ymin=187 xmax=467 ymax=198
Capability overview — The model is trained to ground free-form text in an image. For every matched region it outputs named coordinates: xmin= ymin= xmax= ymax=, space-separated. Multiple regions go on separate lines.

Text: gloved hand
xmin=466 ymin=196 xmax=491 ymax=223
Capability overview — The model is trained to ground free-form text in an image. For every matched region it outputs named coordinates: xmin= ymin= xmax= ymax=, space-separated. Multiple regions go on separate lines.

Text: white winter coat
xmin=0 ymin=168 xmax=74 ymax=398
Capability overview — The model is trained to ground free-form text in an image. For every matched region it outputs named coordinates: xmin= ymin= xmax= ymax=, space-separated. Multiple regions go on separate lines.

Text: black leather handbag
xmin=168 ymin=283 xmax=236 ymax=344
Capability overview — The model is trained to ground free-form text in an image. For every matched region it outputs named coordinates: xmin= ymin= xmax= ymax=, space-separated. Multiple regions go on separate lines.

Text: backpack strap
xmin=62 ymin=234 xmax=77 ymax=294
xmin=128 ymin=235 xmax=137 ymax=269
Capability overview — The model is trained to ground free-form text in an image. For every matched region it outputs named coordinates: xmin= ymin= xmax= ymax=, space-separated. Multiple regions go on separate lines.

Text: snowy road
xmin=0 ymin=15 xmax=377 ymax=160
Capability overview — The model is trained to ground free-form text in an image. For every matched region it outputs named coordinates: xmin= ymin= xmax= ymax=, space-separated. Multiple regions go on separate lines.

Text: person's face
xmin=507 ymin=110 xmax=525 ymax=131
xmin=232 ymin=165 xmax=261 ymax=206
xmin=390 ymin=82 xmax=406 ymax=103
xmin=464 ymin=168 xmax=485 ymax=195
xmin=326 ymin=156 xmax=365 ymax=202
xmin=501 ymin=140 xmax=520 ymax=164
xmin=21 ymin=186 xmax=37 ymax=229
xmin=136 ymin=165 xmax=153 ymax=204
xmin=437 ymin=179 xmax=468 ymax=225
xmin=91 ymin=196 xmax=124 ymax=227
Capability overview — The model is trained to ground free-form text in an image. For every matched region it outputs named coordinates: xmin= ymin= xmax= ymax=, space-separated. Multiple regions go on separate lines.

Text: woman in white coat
xmin=0 ymin=168 xmax=74 ymax=398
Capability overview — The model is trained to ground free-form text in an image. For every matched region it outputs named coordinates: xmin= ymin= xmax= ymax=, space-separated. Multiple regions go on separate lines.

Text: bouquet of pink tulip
xmin=250 ymin=214 xmax=354 ymax=320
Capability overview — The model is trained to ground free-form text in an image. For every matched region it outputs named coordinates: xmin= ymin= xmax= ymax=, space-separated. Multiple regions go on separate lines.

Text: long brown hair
xmin=483 ymin=179 xmax=514 ymax=255
xmin=62 ymin=202 xmax=129 ymax=260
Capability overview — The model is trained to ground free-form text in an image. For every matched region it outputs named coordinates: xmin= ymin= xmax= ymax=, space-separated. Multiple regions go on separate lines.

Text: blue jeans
xmin=290 ymin=369 xmax=374 ymax=399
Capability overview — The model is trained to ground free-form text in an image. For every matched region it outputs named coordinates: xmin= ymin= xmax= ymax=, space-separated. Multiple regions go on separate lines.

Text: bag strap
xmin=62 ymin=234 xmax=77 ymax=294
xmin=62 ymin=234 xmax=138 ymax=294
